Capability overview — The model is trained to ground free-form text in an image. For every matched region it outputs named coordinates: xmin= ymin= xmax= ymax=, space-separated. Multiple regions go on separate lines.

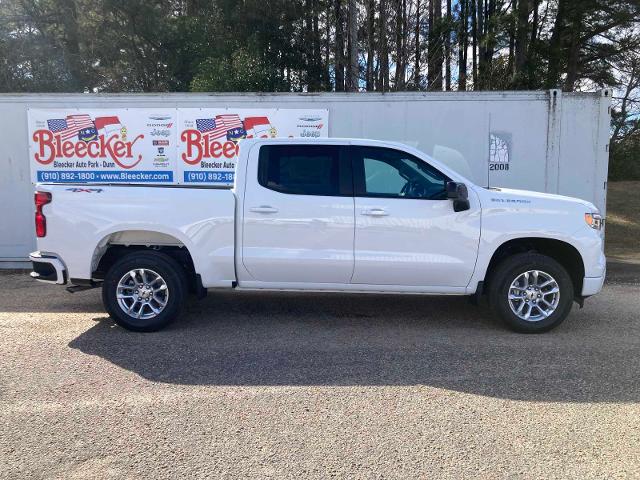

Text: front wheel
xmin=102 ymin=251 xmax=187 ymax=332
xmin=488 ymin=253 xmax=574 ymax=333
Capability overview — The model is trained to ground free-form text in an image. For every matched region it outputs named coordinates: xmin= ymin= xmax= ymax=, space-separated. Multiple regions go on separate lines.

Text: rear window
xmin=258 ymin=145 xmax=340 ymax=196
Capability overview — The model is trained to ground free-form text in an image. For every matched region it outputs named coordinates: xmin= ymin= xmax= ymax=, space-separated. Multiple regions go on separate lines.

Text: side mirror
xmin=446 ymin=181 xmax=470 ymax=212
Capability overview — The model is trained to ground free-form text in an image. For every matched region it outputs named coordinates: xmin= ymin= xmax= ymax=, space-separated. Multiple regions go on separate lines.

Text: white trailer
xmin=0 ymin=90 xmax=611 ymax=266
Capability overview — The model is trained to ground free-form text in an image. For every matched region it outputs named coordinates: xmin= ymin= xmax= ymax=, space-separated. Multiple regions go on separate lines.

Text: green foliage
xmin=610 ymin=135 xmax=640 ymax=181
xmin=1 ymin=0 xmax=637 ymax=95
xmin=0 ymin=0 xmax=78 ymax=91
xmin=0 ymin=0 xmax=639 ymax=179
xmin=191 ymin=49 xmax=290 ymax=92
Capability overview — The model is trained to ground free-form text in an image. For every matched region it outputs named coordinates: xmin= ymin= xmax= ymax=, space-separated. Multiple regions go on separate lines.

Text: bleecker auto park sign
xmin=178 ymin=108 xmax=328 ymax=183
xmin=28 ymin=108 xmax=329 ymax=186
xmin=29 ymin=110 xmax=176 ymax=183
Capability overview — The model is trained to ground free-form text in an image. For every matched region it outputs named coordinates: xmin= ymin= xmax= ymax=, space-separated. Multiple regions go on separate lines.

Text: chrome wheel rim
xmin=116 ymin=268 xmax=169 ymax=320
xmin=508 ymin=270 xmax=560 ymax=322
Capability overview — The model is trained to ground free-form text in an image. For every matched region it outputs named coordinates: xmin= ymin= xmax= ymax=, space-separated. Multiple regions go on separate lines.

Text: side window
xmin=355 ymin=147 xmax=449 ymax=200
xmin=258 ymin=145 xmax=341 ymax=196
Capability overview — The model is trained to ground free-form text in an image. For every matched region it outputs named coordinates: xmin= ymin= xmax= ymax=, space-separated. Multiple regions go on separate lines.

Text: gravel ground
xmin=1 ymin=268 xmax=640 ymax=479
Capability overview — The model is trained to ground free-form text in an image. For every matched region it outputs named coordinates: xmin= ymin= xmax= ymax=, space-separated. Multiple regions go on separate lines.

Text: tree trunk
xmin=445 ymin=0 xmax=451 ymax=90
xmin=562 ymin=4 xmax=583 ymax=92
xmin=394 ymin=0 xmax=403 ymax=89
xmin=325 ymin=1 xmax=332 ymax=90
xmin=347 ymin=0 xmax=358 ymax=91
xmin=306 ymin=0 xmax=321 ymax=91
xmin=58 ymin=0 xmax=86 ymax=91
xmin=476 ymin=0 xmax=484 ymax=89
xmin=366 ymin=0 xmax=376 ymax=91
xmin=379 ymin=0 xmax=389 ymax=91
xmin=428 ymin=0 xmax=434 ymax=87
xmin=471 ymin=0 xmax=478 ymax=89
xmin=458 ymin=0 xmax=467 ymax=90
xmin=305 ymin=0 xmax=313 ymax=90
xmin=508 ymin=6 xmax=515 ymax=76
xmin=334 ymin=0 xmax=345 ymax=91
xmin=545 ymin=0 xmax=565 ymax=89
xmin=428 ymin=0 xmax=443 ymax=91
xmin=513 ymin=0 xmax=529 ymax=88
xmin=414 ymin=0 xmax=421 ymax=89
xmin=527 ymin=0 xmax=539 ymax=88
xmin=402 ymin=0 xmax=407 ymax=89
xmin=313 ymin=0 xmax=322 ymax=88
xmin=484 ymin=0 xmax=497 ymax=89
xmin=435 ymin=0 xmax=443 ymax=90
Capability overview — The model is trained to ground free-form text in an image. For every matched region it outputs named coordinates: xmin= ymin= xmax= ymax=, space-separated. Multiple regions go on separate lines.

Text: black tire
xmin=488 ymin=253 xmax=574 ymax=333
xmin=102 ymin=251 xmax=187 ymax=332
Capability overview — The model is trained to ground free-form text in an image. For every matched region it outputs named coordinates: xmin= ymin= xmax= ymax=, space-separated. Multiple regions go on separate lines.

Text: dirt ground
xmin=2 ymin=268 xmax=640 ymax=479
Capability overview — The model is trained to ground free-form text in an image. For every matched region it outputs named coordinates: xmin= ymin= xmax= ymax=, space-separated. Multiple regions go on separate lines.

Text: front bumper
xmin=29 ymin=251 xmax=67 ymax=285
xmin=582 ymin=272 xmax=605 ymax=297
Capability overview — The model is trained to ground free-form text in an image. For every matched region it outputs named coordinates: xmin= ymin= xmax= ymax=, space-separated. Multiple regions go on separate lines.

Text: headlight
xmin=585 ymin=212 xmax=604 ymax=230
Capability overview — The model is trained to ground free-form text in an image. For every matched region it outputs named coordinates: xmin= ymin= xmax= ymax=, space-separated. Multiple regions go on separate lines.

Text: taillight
xmin=35 ymin=191 xmax=52 ymax=238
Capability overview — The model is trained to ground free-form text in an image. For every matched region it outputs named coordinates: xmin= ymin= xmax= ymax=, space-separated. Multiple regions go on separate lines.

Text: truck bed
xmin=35 ymin=184 xmax=237 ymax=287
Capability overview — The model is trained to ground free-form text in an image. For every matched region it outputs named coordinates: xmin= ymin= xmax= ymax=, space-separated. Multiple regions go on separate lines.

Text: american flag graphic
xmin=47 ymin=114 xmax=95 ymax=141
xmin=196 ymin=114 xmax=244 ymax=140
xmin=195 ymin=118 xmax=224 ymax=140
xmin=216 ymin=114 xmax=243 ymax=130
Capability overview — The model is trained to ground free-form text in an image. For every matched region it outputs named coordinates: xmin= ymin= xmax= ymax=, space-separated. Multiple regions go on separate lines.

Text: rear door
xmin=351 ymin=146 xmax=481 ymax=288
xmin=241 ymin=144 xmax=355 ymax=284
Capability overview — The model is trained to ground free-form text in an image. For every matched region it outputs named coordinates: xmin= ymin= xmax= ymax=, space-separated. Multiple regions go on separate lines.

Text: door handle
xmin=250 ymin=205 xmax=279 ymax=214
xmin=361 ymin=208 xmax=389 ymax=217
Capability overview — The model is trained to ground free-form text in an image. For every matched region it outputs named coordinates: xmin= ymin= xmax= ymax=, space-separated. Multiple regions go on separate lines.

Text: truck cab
xmin=30 ymin=138 xmax=606 ymax=333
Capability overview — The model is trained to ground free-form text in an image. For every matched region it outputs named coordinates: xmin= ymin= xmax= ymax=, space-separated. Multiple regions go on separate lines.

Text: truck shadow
xmin=68 ymin=288 xmax=640 ymax=403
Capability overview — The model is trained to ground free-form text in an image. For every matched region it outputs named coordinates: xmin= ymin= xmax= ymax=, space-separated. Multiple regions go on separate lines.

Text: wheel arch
xmin=483 ymin=237 xmax=585 ymax=295
xmin=90 ymin=229 xmax=198 ymax=291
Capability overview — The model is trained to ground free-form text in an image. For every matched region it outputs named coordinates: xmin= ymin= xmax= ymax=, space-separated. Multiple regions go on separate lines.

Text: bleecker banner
xmin=178 ymin=108 xmax=329 ymax=185
xmin=28 ymin=109 xmax=177 ymax=184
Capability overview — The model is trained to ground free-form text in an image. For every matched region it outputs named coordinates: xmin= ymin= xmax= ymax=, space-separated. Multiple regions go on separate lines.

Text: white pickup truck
xmin=29 ymin=138 xmax=606 ymax=333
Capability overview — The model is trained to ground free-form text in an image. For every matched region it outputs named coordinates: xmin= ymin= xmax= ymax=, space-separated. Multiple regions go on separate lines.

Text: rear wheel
xmin=102 ymin=251 xmax=187 ymax=332
xmin=488 ymin=253 xmax=574 ymax=333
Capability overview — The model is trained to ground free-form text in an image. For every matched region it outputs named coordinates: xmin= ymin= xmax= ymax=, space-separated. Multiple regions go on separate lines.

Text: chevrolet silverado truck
xmin=29 ymin=138 xmax=606 ymax=333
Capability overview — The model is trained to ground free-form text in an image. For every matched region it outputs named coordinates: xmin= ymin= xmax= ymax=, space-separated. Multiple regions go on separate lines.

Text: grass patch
xmin=606 ymin=181 xmax=640 ymax=262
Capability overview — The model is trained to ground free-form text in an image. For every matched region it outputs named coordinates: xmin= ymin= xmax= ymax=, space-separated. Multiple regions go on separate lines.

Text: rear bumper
xmin=29 ymin=251 xmax=67 ymax=285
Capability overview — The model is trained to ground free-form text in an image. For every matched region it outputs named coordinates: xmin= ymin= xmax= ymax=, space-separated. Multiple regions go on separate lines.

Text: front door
xmin=351 ymin=146 xmax=480 ymax=288
xmin=241 ymin=144 xmax=354 ymax=284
